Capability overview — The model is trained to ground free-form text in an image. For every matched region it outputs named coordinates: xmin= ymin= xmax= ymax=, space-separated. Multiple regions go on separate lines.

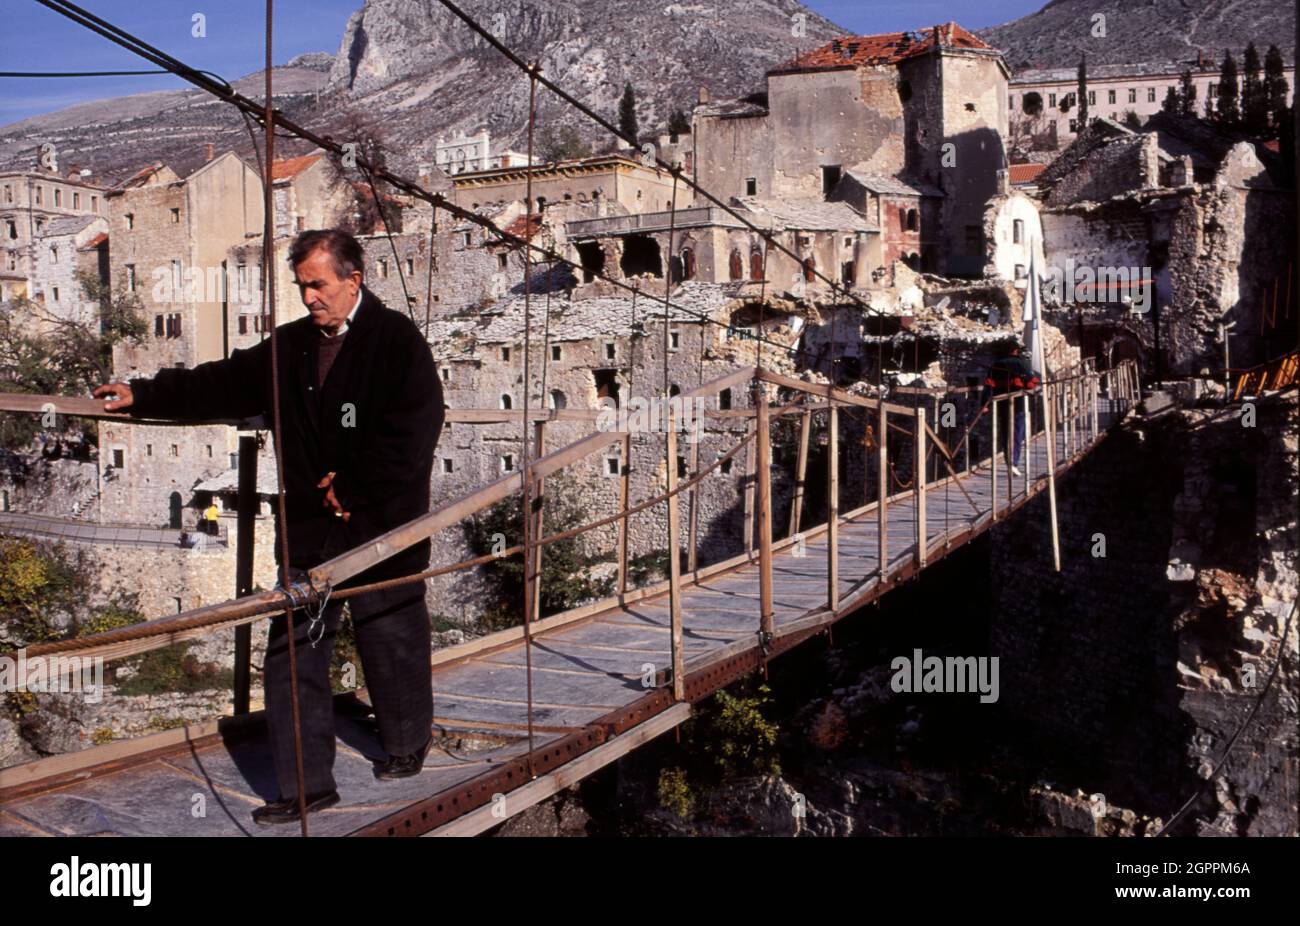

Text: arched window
xmin=802 ymin=257 xmax=816 ymax=283
xmin=668 ymin=384 xmax=681 ymax=397
xmin=549 ymin=390 xmax=567 ymax=410
xmin=749 ymin=248 xmax=764 ymax=281
xmin=681 ymin=248 xmax=695 ymax=281
xmin=500 ymin=394 xmax=513 ymax=410
xmin=729 ymin=249 xmax=744 ymax=281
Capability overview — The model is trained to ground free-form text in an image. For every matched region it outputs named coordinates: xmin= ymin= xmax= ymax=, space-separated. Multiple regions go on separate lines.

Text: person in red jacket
xmin=95 ymin=229 xmax=443 ymax=825
xmin=980 ymin=344 xmax=1040 ymax=475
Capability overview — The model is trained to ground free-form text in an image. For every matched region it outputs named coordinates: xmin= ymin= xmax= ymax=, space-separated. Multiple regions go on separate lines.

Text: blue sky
xmin=1 ymin=0 xmax=1044 ymax=125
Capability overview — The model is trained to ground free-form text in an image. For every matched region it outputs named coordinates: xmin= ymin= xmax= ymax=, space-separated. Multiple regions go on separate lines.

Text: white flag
xmin=1023 ymin=242 xmax=1046 ymax=380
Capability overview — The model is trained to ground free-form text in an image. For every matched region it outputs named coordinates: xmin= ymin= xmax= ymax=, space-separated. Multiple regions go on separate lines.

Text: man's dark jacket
xmin=128 ymin=288 xmax=443 ymax=585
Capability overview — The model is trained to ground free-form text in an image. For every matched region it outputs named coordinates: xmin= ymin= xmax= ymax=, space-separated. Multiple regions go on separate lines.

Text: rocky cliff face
xmin=320 ymin=0 xmax=842 ymax=159
xmin=0 ymin=0 xmax=843 ymax=183
xmin=979 ymin=0 xmax=1296 ymax=72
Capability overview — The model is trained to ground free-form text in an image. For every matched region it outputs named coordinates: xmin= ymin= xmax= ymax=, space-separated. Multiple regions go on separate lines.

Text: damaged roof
xmin=42 ymin=214 xmax=100 ymax=237
xmin=695 ymin=98 xmax=769 ymax=118
xmin=776 ymin=23 xmax=991 ymax=72
xmin=844 ymin=171 xmax=942 ymax=197
xmin=734 ymin=197 xmax=876 ymax=232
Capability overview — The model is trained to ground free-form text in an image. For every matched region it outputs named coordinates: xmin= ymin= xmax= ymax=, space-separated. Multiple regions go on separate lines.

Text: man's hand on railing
xmin=93 ymin=383 xmax=135 ymax=412
xmin=317 ymin=472 xmax=351 ymax=523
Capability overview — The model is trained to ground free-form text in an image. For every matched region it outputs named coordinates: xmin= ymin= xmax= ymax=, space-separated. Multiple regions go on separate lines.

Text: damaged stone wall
xmin=988 ymin=392 xmax=1298 ymax=835
xmin=0 ymin=441 xmax=100 ymax=521
xmin=1041 ymin=134 xmax=1294 ymax=374
xmin=767 ymin=68 xmax=905 ymax=201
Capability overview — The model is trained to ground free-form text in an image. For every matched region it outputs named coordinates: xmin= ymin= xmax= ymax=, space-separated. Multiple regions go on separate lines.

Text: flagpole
xmin=1028 ymin=242 xmax=1061 ymax=571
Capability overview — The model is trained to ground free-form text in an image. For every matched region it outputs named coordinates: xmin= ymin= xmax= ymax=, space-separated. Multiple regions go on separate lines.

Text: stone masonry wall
xmin=988 ymin=393 xmax=1298 ymax=834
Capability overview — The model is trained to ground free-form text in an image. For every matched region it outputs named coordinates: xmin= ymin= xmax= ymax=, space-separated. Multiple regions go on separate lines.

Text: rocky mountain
xmin=0 ymin=0 xmax=844 ymax=184
xmin=979 ymin=0 xmax=1297 ymax=73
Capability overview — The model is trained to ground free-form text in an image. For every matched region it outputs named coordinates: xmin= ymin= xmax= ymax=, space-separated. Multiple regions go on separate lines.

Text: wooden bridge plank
xmin=0 ymin=373 xmax=1126 ymax=836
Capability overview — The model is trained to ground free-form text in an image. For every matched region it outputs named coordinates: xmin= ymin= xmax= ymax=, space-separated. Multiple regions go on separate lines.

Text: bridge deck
xmin=0 ymin=403 xmax=1125 ymax=837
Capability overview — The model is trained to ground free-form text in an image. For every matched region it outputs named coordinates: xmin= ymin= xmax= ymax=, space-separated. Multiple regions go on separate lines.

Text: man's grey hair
xmin=289 ymin=229 xmax=365 ymax=279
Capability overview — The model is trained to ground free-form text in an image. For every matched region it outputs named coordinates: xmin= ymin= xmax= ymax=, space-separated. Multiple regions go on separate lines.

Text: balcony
xmin=565 ymin=206 xmax=746 ymax=238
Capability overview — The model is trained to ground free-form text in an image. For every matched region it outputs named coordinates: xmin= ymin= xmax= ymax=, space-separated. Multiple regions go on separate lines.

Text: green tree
xmin=539 ymin=124 xmax=592 ymax=163
xmin=461 ymin=475 xmax=613 ymax=631
xmin=0 ymin=275 xmax=144 ymax=447
xmin=1215 ymin=50 xmax=1241 ymax=127
xmin=1263 ymin=44 xmax=1290 ymax=138
xmin=667 ymin=108 xmax=691 ymax=136
xmin=618 ymin=82 xmax=639 ymax=145
xmin=1161 ymin=84 xmax=1180 ymax=115
xmin=1177 ymin=68 xmax=1198 ymax=116
xmin=1242 ymin=43 xmax=1269 ymax=136
xmin=1076 ymin=56 xmax=1090 ymax=127
xmin=0 ymin=535 xmax=142 ymax=646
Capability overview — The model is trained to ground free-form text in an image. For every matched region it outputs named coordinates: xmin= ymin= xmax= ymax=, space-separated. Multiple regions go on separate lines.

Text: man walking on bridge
xmin=981 ymin=343 xmax=1040 ymax=476
xmin=95 ymin=229 xmax=444 ymax=826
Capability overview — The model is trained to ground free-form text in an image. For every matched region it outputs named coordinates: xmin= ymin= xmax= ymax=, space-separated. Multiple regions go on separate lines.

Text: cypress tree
xmin=1242 ymin=42 xmax=1268 ymax=136
xmin=618 ymin=82 xmax=639 ymax=145
xmin=1178 ymin=68 xmax=1198 ymax=117
xmin=1076 ymin=55 xmax=1090 ymax=127
xmin=1216 ymin=51 xmax=1241 ymax=126
xmin=1162 ymin=84 xmax=1180 ymax=115
xmin=1263 ymin=45 xmax=1290 ymax=138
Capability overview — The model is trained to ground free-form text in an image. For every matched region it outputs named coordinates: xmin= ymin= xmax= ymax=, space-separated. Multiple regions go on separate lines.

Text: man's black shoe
xmin=374 ymin=736 xmax=433 ymax=780
xmin=251 ymin=789 xmax=340 ymax=826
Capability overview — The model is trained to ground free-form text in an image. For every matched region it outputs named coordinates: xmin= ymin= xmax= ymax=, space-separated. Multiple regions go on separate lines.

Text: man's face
xmin=293 ymin=246 xmax=362 ymax=333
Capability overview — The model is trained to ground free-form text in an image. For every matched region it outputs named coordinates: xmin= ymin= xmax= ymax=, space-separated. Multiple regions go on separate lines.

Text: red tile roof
xmin=1009 ymin=163 xmax=1047 ymax=185
xmin=502 ymin=212 xmax=542 ymax=242
xmin=81 ymin=232 xmax=109 ymax=249
xmin=272 ymin=154 xmax=323 ymax=181
xmin=780 ymin=23 xmax=990 ymax=72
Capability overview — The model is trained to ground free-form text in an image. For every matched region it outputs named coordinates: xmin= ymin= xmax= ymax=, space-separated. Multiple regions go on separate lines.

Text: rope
xmin=519 ymin=63 xmax=540 ymax=776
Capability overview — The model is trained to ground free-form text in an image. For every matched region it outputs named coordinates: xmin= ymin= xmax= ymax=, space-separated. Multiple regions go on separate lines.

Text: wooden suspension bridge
xmin=0 ymin=360 xmax=1139 ymax=836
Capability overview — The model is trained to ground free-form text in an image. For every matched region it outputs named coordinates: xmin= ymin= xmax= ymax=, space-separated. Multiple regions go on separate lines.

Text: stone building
xmin=0 ymin=165 xmax=107 ymax=303
xmin=98 ymin=150 xmax=264 ymax=528
xmin=1036 ymin=114 xmax=1294 ymax=374
xmin=1009 ymin=58 xmax=1295 ymax=156
xmin=830 ymin=172 xmax=942 ymax=275
xmin=692 ymin=23 xmax=1010 ymax=278
xmin=431 ymin=129 xmax=533 ymax=176
xmin=106 ymin=151 xmax=263 ymax=374
xmin=25 ymin=214 xmax=109 ymax=331
xmin=982 ymin=185 xmax=1044 ymax=286
xmin=562 ymin=197 xmax=879 ymax=294
xmin=424 ymin=280 xmax=798 ymax=570
xmin=451 ymin=154 xmax=689 ymax=214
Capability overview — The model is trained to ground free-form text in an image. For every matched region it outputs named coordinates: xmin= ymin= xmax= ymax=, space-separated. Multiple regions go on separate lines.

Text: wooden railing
xmin=0 ymin=359 xmax=1138 ymax=709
